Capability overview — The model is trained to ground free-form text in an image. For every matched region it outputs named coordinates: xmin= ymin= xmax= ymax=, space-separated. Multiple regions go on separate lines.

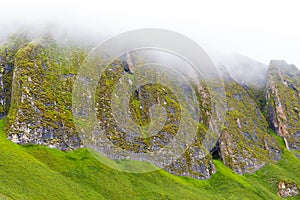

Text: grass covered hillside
xmin=0 ymin=118 xmax=300 ymax=199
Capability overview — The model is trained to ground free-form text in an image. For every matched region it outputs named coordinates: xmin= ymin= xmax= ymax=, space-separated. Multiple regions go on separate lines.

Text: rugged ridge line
xmin=0 ymin=35 xmax=299 ymax=180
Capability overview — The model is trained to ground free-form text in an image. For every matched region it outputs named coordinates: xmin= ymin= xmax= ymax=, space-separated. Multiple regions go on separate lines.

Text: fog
xmin=209 ymin=51 xmax=269 ymax=88
xmin=1 ymin=0 xmax=300 ymax=70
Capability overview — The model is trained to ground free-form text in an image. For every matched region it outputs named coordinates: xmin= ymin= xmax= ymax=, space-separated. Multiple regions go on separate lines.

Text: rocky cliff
xmin=0 ymin=34 xmax=28 ymax=118
xmin=266 ymin=60 xmax=300 ymax=153
xmin=217 ymin=79 xmax=281 ymax=174
xmin=0 ymin=34 xmax=298 ymax=179
xmin=2 ymin=35 xmax=85 ymax=150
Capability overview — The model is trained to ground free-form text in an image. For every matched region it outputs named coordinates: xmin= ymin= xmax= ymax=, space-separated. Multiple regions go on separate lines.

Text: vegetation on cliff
xmin=0 ymin=34 xmax=299 ymax=199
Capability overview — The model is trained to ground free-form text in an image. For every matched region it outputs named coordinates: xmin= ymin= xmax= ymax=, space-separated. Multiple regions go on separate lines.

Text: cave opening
xmin=210 ymin=141 xmax=221 ymax=160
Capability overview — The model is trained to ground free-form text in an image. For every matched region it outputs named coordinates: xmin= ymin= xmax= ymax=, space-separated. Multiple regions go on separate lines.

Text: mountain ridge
xmin=0 ymin=34 xmax=299 ymax=189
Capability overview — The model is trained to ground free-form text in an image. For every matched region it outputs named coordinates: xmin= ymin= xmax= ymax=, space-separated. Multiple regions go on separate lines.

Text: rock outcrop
xmin=266 ymin=60 xmax=300 ymax=151
xmin=0 ymin=34 xmax=28 ymax=118
xmin=277 ymin=180 xmax=299 ymax=198
xmin=5 ymin=36 xmax=85 ymax=150
xmin=94 ymin=55 xmax=216 ymax=179
xmin=0 ymin=34 xmax=297 ymax=180
xmin=216 ymin=76 xmax=281 ymax=174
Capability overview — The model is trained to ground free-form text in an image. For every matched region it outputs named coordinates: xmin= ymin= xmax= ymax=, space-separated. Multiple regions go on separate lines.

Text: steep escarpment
xmin=213 ymin=71 xmax=281 ymax=174
xmin=0 ymin=34 xmax=28 ymax=118
xmin=94 ymin=54 xmax=216 ymax=179
xmin=266 ymin=60 xmax=300 ymax=151
xmin=0 ymin=34 xmax=298 ymax=181
xmin=5 ymin=36 xmax=86 ymax=150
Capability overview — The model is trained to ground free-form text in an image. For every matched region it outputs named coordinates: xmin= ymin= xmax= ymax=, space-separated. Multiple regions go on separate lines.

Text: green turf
xmin=0 ymin=118 xmax=299 ymax=199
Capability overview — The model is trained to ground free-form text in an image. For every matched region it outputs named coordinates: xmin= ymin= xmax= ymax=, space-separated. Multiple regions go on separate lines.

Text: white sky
xmin=1 ymin=0 xmax=300 ymax=68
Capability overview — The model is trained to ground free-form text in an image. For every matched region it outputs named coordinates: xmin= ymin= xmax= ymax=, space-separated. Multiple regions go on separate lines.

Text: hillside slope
xmin=1 ymin=119 xmax=300 ymax=199
xmin=0 ymin=34 xmax=299 ymax=199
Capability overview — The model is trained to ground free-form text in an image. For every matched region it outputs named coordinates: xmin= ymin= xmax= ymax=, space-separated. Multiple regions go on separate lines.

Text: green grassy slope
xmin=0 ymin=119 xmax=104 ymax=200
xmin=0 ymin=118 xmax=299 ymax=200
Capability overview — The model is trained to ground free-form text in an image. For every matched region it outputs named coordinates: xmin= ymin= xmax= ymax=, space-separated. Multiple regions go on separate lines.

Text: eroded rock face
xmin=216 ymin=79 xmax=281 ymax=174
xmin=266 ymin=60 xmax=300 ymax=150
xmin=0 ymin=35 xmax=28 ymax=118
xmin=5 ymin=36 xmax=85 ymax=150
xmin=121 ymin=53 xmax=135 ymax=74
xmin=0 ymin=36 xmax=217 ymax=179
xmin=277 ymin=180 xmax=299 ymax=198
xmin=0 ymin=34 xmax=297 ymax=180
xmin=94 ymin=55 xmax=217 ymax=179
xmin=165 ymin=150 xmax=216 ymax=180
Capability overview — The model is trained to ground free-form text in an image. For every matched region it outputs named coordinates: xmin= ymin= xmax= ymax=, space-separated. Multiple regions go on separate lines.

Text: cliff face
xmin=0 ymin=35 xmax=28 ymax=118
xmin=217 ymin=80 xmax=281 ymax=174
xmin=0 ymin=35 xmax=297 ymax=179
xmin=4 ymin=36 xmax=85 ymax=150
xmin=266 ymin=60 xmax=300 ymax=151
xmin=94 ymin=54 xmax=216 ymax=179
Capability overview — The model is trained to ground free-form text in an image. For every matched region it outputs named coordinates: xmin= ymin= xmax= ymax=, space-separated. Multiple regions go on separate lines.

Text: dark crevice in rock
xmin=121 ymin=53 xmax=134 ymax=74
xmin=210 ymin=141 xmax=221 ymax=160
